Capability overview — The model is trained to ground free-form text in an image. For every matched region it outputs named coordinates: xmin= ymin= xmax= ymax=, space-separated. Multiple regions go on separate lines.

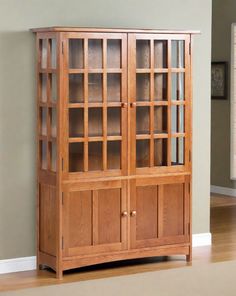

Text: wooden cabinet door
xmin=130 ymin=175 xmax=190 ymax=249
xmin=63 ymin=180 xmax=128 ymax=257
xmin=128 ymin=33 xmax=191 ymax=175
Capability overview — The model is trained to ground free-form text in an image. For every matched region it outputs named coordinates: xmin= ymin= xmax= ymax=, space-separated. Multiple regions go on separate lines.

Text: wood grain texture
xmin=34 ymin=28 xmax=193 ymax=277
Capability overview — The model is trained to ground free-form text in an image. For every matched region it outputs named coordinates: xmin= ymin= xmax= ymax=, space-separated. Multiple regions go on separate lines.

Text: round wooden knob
xmin=130 ymin=210 xmax=136 ymax=217
xmin=131 ymin=102 xmax=136 ymax=108
xmin=122 ymin=211 xmax=128 ymax=217
xmin=121 ymin=102 xmax=128 ymax=108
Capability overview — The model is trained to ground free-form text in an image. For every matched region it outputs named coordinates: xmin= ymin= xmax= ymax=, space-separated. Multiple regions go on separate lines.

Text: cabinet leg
xmin=186 ymin=249 xmax=192 ymax=262
xmin=56 ymin=268 xmax=63 ymax=279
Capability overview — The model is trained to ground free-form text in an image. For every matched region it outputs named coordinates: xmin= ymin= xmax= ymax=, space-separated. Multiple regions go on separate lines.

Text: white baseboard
xmin=192 ymin=232 xmax=212 ymax=247
xmin=0 ymin=256 xmax=36 ymax=274
xmin=0 ymin=233 xmax=211 ymax=275
xmin=211 ymin=185 xmax=236 ymax=197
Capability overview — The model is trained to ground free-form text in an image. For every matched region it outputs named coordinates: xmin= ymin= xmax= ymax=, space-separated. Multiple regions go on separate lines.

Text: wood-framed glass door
xmin=62 ymin=32 xmax=128 ymax=179
xmin=128 ymin=33 xmax=191 ymax=175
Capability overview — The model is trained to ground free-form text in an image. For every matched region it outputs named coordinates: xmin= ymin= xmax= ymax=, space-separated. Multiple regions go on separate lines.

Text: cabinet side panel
xmin=39 ymin=183 xmax=57 ymax=256
xmin=163 ymin=183 xmax=184 ymax=237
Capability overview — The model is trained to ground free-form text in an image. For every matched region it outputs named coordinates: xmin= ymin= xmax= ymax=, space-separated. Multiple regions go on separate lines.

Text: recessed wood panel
xmin=136 ymin=185 xmax=158 ymax=240
xmin=39 ymin=184 xmax=56 ymax=256
xmin=68 ymin=191 xmax=93 ymax=248
xmin=163 ymin=183 xmax=184 ymax=237
xmin=97 ymin=188 xmax=121 ymax=244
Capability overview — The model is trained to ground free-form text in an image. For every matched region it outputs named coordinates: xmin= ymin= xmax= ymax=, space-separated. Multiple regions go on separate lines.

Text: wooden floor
xmin=1 ymin=193 xmax=236 ymax=292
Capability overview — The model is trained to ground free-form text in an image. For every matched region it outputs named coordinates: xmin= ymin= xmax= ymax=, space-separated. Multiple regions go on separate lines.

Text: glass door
xmin=129 ymin=34 xmax=191 ymax=174
xmin=64 ymin=33 xmax=128 ymax=178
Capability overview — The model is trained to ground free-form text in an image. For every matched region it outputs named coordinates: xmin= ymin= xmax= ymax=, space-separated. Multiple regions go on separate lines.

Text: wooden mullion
xmin=84 ymin=38 xmax=89 ymax=172
xmin=150 ymin=39 xmax=154 ymax=167
xmin=157 ymin=185 xmax=163 ymax=238
xmin=102 ymin=38 xmax=107 ymax=171
xmin=167 ymin=39 xmax=172 ymax=166
xmin=92 ymin=190 xmax=98 ymax=245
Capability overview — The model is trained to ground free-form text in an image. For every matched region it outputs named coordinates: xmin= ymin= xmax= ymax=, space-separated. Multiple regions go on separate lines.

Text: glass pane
xmin=41 ymin=107 xmax=47 ymax=136
xmin=88 ymin=142 xmax=102 ymax=171
xmin=107 ymin=108 xmax=121 ymax=136
xmin=69 ymin=143 xmax=83 ymax=172
xmin=88 ymin=39 xmax=102 ymax=68
xmin=41 ymin=39 xmax=47 ymax=69
xmin=88 ymin=108 xmax=102 ymax=136
xmin=41 ymin=141 xmax=47 ymax=169
xmin=154 ymin=106 xmax=168 ymax=134
xmin=136 ymin=74 xmax=150 ymax=101
xmin=154 ymin=139 xmax=167 ymax=166
xmin=69 ymin=39 xmax=84 ymax=69
xmin=136 ymin=40 xmax=150 ymax=68
xmin=154 ymin=40 xmax=167 ymax=68
xmin=40 ymin=74 xmax=47 ymax=102
xmin=107 ymin=74 xmax=121 ymax=102
xmin=107 ymin=40 xmax=121 ymax=68
xmin=88 ymin=74 xmax=102 ymax=102
xmin=69 ymin=74 xmax=84 ymax=103
xmin=171 ymin=105 xmax=185 ymax=133
xmin=136 ymin=107 xmax=150 ymax=135
xmin=107 ymin=141 xmax=121 ymax=169
xmin=136 ymin=140 xmax=150 ymax=168
xmin=171 ymin=137 xmax=185 ymax=165
xmin=50 ymin=142 xmax=57 ymax=172
xmin=50 ymin=108 xmax=57 ymax=137
xmin=50 ymin=74 xmax=57 ymax=102
xmin=50 ymin=39 xmax=57 ymax=69
xmin=69 ymin=108 xmax=84 ymax=137
xmin=171 ymin=40 xmax=185 ymax=68
xmin=171 ymin=73 xmax=185 ymax=101
xmin=154 ymin=74 xmax=167 ymax=101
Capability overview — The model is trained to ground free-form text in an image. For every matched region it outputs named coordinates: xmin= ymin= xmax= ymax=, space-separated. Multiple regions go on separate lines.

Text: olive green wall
xmin=0 ymin=0 xmax=212 ymax=260
xmin=211 ymin=0 xmax=236 ymax=188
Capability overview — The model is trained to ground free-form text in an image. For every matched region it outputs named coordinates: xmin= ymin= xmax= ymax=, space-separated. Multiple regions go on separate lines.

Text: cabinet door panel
xmin=68 ymin=191 xmax=92 ymax=248
xmin=63 ymin=180 xmax=127 ymax=257
xmin=163 ymin=183 xmax=184 ymax=237
xmin=97 ymin=189 xmax=121 ymax=244
xmin=130 ymin=176 xmax=190 ymax=249
xmin=136 ymin=186 xmax=158 ymax=240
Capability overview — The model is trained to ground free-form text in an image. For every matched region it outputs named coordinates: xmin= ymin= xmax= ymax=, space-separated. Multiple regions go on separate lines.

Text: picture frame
xmin=211 ymin=62 xmax=227 ymax=100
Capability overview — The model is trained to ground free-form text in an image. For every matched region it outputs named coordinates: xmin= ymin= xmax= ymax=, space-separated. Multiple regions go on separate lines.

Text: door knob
xmin=121 ymin=102 xmax=128 ymax=108
xmin=130 ymin=102 xmax=136 ymax=108
xmin=130 ymin=210 xmax=136 ymax=217
xmin=121 ymin=211 xmax=128 ymax=217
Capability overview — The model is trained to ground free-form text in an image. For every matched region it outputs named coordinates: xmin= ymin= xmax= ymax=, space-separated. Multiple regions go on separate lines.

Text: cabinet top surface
xmin=31 ymin=26 xmax=200 ymax=34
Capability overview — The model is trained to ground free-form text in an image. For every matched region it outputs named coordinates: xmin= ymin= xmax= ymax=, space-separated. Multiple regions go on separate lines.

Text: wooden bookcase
xmin=31 ymin=27 xmax=198 ymax=278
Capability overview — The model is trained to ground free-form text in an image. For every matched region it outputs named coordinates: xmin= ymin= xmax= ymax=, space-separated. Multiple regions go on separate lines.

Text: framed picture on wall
xmin=211 ymin=62 xmax=227 ymax=100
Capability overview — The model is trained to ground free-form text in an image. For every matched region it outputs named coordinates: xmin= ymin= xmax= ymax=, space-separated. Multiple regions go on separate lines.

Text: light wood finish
xmin=1 ymin=194 xmax=235 ymax=292
xmin=33 ymin=27 xmax=196 ymax=278
xmin=31 ymin=27 xmax=200 ymax=34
